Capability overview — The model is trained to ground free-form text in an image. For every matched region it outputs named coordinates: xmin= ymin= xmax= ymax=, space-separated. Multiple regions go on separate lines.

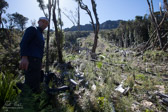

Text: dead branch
xmin=62 ymin=11 xmax=76 ymax=26
xmin=163 ymin=42 xmax=168 ymax=51
xmin=146 ymin=0 xmax=163 ymax=48
xmin=78 ymin=0 xmax=95 ymax=32
xmin=144 ymin=12 xmax=166 ymax=50
xmin=143 ymin=0 xmax=168 ymax=53
xmin=37 ymin=0 xmax=47 ymax=17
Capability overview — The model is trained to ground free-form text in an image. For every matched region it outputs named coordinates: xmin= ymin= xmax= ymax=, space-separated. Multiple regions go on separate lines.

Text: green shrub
xmin=136 ymin=74 xmax=146 ymax=81
xmin=96 ymin=62 xmax=103 ymax=69
xmin=95 ymin=96 xmax=114 ymax=112
xmin=0 ymin=72 xmax=20 ymax=109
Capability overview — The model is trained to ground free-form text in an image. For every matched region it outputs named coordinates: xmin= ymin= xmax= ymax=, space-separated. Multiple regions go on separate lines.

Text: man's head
xmin=38 ymin=17 xmax=49 ymax=30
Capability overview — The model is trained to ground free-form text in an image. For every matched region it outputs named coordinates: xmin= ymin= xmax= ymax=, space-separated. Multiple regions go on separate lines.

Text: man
xmin=19 ymin=17 xmax=49 ymax=93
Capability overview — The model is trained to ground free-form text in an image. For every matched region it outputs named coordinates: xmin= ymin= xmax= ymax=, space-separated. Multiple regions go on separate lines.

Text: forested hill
xmin=64 ymin=20 xmax=122 ymax=31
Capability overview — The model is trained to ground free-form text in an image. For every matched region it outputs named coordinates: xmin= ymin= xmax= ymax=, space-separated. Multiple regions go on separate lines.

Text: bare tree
xmin=147 ymin=0 xmax=163 ymax=49
xmin=62 ymin=9 xmax=78 ymax=27
xmin=37 ymin=0 xmax=52 ymax=73
xmin=61 ymin=0 xmax=80 ymax=30
xmin=162 ymin=0 xmax=168 ymax=50
xmin=37 ymin=0 xmax=64 ymax=66
xmin=46 ymin=0 xmax=53 ymax=72
xmin=53 ymin=0 xmax=63 ymax=63
xmin=91 ymin=0 xmax=100 ymax=53
xmin=144 ymin=0 xmax=168 ymax=51
xmin=57 ymin=0 xmax=63 ymax=31
xmin=76 ymin=0 xmax=99 ymax=55
xmin=62 ymin=4 xmax=80 ymax=31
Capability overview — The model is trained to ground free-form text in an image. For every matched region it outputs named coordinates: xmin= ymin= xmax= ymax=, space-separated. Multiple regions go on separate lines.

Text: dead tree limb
xmin=37 ymin=0 xmax=47 ymax=17
xmin=147 ymin=0 xmax=163 ymax=49
xmin=144 ymin=12 xmax=166 ymax=50
xmin=78 ymin=1 xmax=95 ymax=32
xmin=143 ymin=0 xmax=168 ymax=53
xmin=62 ymin=11 xmax=76 ymax=26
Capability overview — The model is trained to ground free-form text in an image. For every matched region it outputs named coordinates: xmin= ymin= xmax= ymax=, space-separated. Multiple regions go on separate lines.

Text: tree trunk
xmin=57 ymin=0 xmax=62 ymax=31
xmin=92 ymin=33 xmax=98 ymax=53
xmin=37 ymin=0 xmax=51 ymax=73
xmin=91 ymin=0 xmax=99 ymax=53
xmin=45 ymin=0 xmax=52 ymax=73
xmin=53 ymin=0 xmax=63 ymax=63
xmin=77 ymin=3 xmax=80 ymax=31
xmin=0 ymin=12 xmax=3 ymax=28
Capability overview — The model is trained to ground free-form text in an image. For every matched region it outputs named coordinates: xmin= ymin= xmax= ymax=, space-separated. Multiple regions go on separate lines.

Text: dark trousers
xmin=24 ymin=56 xmax=42 ymax=93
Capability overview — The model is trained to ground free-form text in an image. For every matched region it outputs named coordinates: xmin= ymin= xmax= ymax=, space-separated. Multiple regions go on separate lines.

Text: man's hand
xmin=19 ymin=56 xmax=29 ymax=70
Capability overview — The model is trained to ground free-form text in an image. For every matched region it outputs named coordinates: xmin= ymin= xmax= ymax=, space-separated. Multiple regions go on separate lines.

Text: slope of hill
xmin=64 ymin=20 xmax=122 ymax=31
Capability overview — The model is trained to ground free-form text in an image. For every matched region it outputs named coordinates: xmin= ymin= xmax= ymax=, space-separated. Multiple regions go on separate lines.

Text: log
xmin=157 ymin=92 xmax=168 ymax=98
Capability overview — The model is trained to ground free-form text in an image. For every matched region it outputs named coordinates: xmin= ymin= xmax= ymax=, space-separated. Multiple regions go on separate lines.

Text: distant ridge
xmin=64 ymin=20 xmax=122 ymax=31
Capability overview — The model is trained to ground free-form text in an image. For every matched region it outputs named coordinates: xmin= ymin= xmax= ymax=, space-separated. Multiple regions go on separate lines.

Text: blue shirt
xmin=20 ymin=26 xmax=45 ymax=59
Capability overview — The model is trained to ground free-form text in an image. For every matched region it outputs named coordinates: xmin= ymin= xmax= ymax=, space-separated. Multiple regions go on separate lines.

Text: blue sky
xmin=5 ymin=0 xmax=163 ymax=29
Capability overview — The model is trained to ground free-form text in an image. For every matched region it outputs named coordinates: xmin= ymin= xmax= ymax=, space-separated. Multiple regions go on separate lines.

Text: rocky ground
xmin=60 ymin=34 xmax=168 ymax=112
